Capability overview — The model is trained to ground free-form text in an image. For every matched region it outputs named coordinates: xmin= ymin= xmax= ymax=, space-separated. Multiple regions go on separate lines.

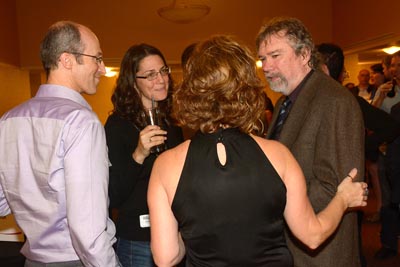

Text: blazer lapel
xmin=279 ymin=71 xmax=320 ymax=148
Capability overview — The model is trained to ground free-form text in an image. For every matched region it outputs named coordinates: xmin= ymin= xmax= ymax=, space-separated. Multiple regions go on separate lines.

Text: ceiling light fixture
xmin=105 ymin=67 xmax=118 ymax=78
xmin=158 ymin=0 xmax=211 ymax=24
xmin=382 ymin=46 xmax=400 ymax=54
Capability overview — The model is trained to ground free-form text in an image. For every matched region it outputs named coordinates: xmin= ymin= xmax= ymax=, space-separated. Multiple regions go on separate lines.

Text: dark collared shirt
xmin=271 ymin=69 xmax=314 ymax=140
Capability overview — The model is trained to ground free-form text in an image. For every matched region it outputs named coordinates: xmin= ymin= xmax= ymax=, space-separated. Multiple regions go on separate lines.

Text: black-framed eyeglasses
xmin=136 ymin=66 xmax=171 ymax=81
xmin=69 ymin=52 xmax=103 ymax=64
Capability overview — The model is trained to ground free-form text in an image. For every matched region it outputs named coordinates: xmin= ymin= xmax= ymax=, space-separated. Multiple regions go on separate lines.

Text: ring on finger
xmin=363 ymin=188 xmax=369 ymax=197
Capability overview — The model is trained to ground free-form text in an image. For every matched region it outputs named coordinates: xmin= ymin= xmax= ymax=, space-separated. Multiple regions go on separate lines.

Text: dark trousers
xmin=379 ymin=139 xmax=400 ymax=250
xmin=0 ymin=241 xmax=25 ymax=267
xmin=380 ymin=205 xmax=400 ymax=249
xmin=24 ymin=259 xmax=83 ymax=267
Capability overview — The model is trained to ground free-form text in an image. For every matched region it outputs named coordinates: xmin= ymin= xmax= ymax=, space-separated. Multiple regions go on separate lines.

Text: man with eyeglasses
xmin=0 ymin=21 xmax=120 ymax=266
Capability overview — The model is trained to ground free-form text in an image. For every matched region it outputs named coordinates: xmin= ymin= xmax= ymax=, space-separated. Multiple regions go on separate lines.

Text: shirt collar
xmin=35 ymin=84 xmax=92 ymax=110
xmin=288 ymin=69 xmax=314 ymax=103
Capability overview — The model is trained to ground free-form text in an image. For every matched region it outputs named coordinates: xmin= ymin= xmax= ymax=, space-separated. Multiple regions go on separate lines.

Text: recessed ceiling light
xmin=382 ymin=46 xmax=400 ymax=54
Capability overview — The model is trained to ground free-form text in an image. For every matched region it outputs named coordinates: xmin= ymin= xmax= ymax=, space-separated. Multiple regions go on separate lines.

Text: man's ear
xmin=321 ymin=64 xmax=330 ymax=76
xmin=300 ymin=48 xmax=311 ymax=65
xmin=59 ymin=52 xmax=73 ymax=69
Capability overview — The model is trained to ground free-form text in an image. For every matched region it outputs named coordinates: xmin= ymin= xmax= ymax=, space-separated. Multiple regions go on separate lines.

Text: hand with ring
xmin=363 ymin=188 xmax=369 ymax=197
xmin=336 ymin=168 xmax=368 ymax=208
xmin=132 ymin=125 xmax=167 ymax=164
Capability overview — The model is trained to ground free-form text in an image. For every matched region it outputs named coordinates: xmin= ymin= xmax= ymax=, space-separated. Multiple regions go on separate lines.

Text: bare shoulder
xmin=152 ymin=140 xmax=190 ymax=180
xmin=157 ymin=140 xmax=190 ymax=165
xmin=150 ymin=140 xmax=191 ymax=201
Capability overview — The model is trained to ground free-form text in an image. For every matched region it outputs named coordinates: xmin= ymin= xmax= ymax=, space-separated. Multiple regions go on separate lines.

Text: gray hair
xmin=40 ymin=21 xmax=85 ymax=77
xmin=256 ymin=17 xmax=319 ymax=69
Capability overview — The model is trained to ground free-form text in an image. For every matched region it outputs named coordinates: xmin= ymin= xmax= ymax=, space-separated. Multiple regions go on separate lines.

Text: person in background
xmin=382 ymin=55 xmax=393 ymax=81
xmin=372 ymin=52 xmax=400 ymax=113
xmin=345 ymin=82 xmax=356 ymax=92
xmin=258 ymin=17 xmax=365 ymax=267
xmin=374 ymin=52 xmax=400 ymax=260
xmin=315 ymin=43 xmax=345 ymax=82
xmin=181 ymin=42 xmax=197 ymax=71
xmin=105 ymin=44 xmax=184 ymax=267
xmin=0 ymin=21 xmax=120 ymax=266
xmin=317 ymin=42 xmax=400 ymax=265
xmin=370 ymin=63 xmax=386 ymax=93
xmin=364 ymin=63 xmax=387 ymax=222
xmin=374 ymin=54 xmax=396 ymax=232
xmin=355 ymin=69 xmax=376 ymax=101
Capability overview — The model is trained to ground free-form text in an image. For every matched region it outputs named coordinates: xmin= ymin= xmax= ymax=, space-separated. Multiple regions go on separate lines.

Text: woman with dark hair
xmin=148 ymin=35 xmax=367 ymax=267
xmin=105 ymin=44 xmax=183 ymax=267
xmin=370 ymin=63 xmax=385 ymax=89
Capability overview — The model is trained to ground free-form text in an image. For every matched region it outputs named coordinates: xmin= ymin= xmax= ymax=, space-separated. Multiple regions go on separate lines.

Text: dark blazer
xmin=388 ymin=102 xmax=400 ymax=204
xmin=267 ymin=70 xmax=365 ymax=267
xmin=357 ymin=96 xmax=400 ymax=161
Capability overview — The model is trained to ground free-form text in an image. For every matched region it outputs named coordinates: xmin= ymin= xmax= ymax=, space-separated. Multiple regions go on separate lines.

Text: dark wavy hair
xmin=173 ymin=35 xmax=266 ymax=135
xmin=111 ymin=44 xmax=173 ymax=128
xmin=256 ymin=17 xmax=319 ymax=69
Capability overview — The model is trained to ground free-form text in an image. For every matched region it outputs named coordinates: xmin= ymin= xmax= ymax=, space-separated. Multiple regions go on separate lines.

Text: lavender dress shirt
xmin=0 ymin=84 xmax=119 ymax=266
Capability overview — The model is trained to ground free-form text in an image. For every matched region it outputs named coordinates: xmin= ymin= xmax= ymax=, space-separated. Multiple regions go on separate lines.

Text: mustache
xmin=265 ymin=72 xmax=285 ymax=81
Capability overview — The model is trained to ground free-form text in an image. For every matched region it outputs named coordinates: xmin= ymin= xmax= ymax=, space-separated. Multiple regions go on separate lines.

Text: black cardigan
xmin=105 ymin=113 xmax=184 ymax=241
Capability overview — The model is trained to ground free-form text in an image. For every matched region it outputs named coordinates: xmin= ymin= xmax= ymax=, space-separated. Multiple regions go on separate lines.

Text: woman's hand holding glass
xmin=132 ymin=125 xmax=167 ymax=164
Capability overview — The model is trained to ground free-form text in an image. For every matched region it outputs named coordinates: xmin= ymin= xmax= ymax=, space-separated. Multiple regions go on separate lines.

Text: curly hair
xmin=256 ymin=17 xmax=319 ymax=69
xmin=111 ymin=44 xmax=173 ymax=128
xmin=172 ymin=35 xmax=266 ymax=135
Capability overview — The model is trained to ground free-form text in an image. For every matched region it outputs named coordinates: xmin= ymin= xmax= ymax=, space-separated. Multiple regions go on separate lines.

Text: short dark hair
xmin=316 ymin=43 xmax=344 ymax=81
xmin=370 ymin=63 xmax=384 ymax=74
xmin=181 ymin=43 xmax=197 ymax=70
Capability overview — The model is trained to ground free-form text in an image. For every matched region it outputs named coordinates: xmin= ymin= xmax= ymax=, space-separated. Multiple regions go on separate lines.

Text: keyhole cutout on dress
xmin=216 ymin=142 xmax=227 ymax=166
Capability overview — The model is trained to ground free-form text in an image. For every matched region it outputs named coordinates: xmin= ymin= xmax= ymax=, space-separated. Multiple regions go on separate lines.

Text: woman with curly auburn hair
xmin=148 ymin=35 xmax=367 ymax=267
xmin=173 ymin=35 xmax=265 ymax=135
xmin=104 ymin=43 xmax=183 ymax=267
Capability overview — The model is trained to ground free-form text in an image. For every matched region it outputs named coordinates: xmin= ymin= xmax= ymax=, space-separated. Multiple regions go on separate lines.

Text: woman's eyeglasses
xmin=136 ymin=66 xmax=171 ymax=81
